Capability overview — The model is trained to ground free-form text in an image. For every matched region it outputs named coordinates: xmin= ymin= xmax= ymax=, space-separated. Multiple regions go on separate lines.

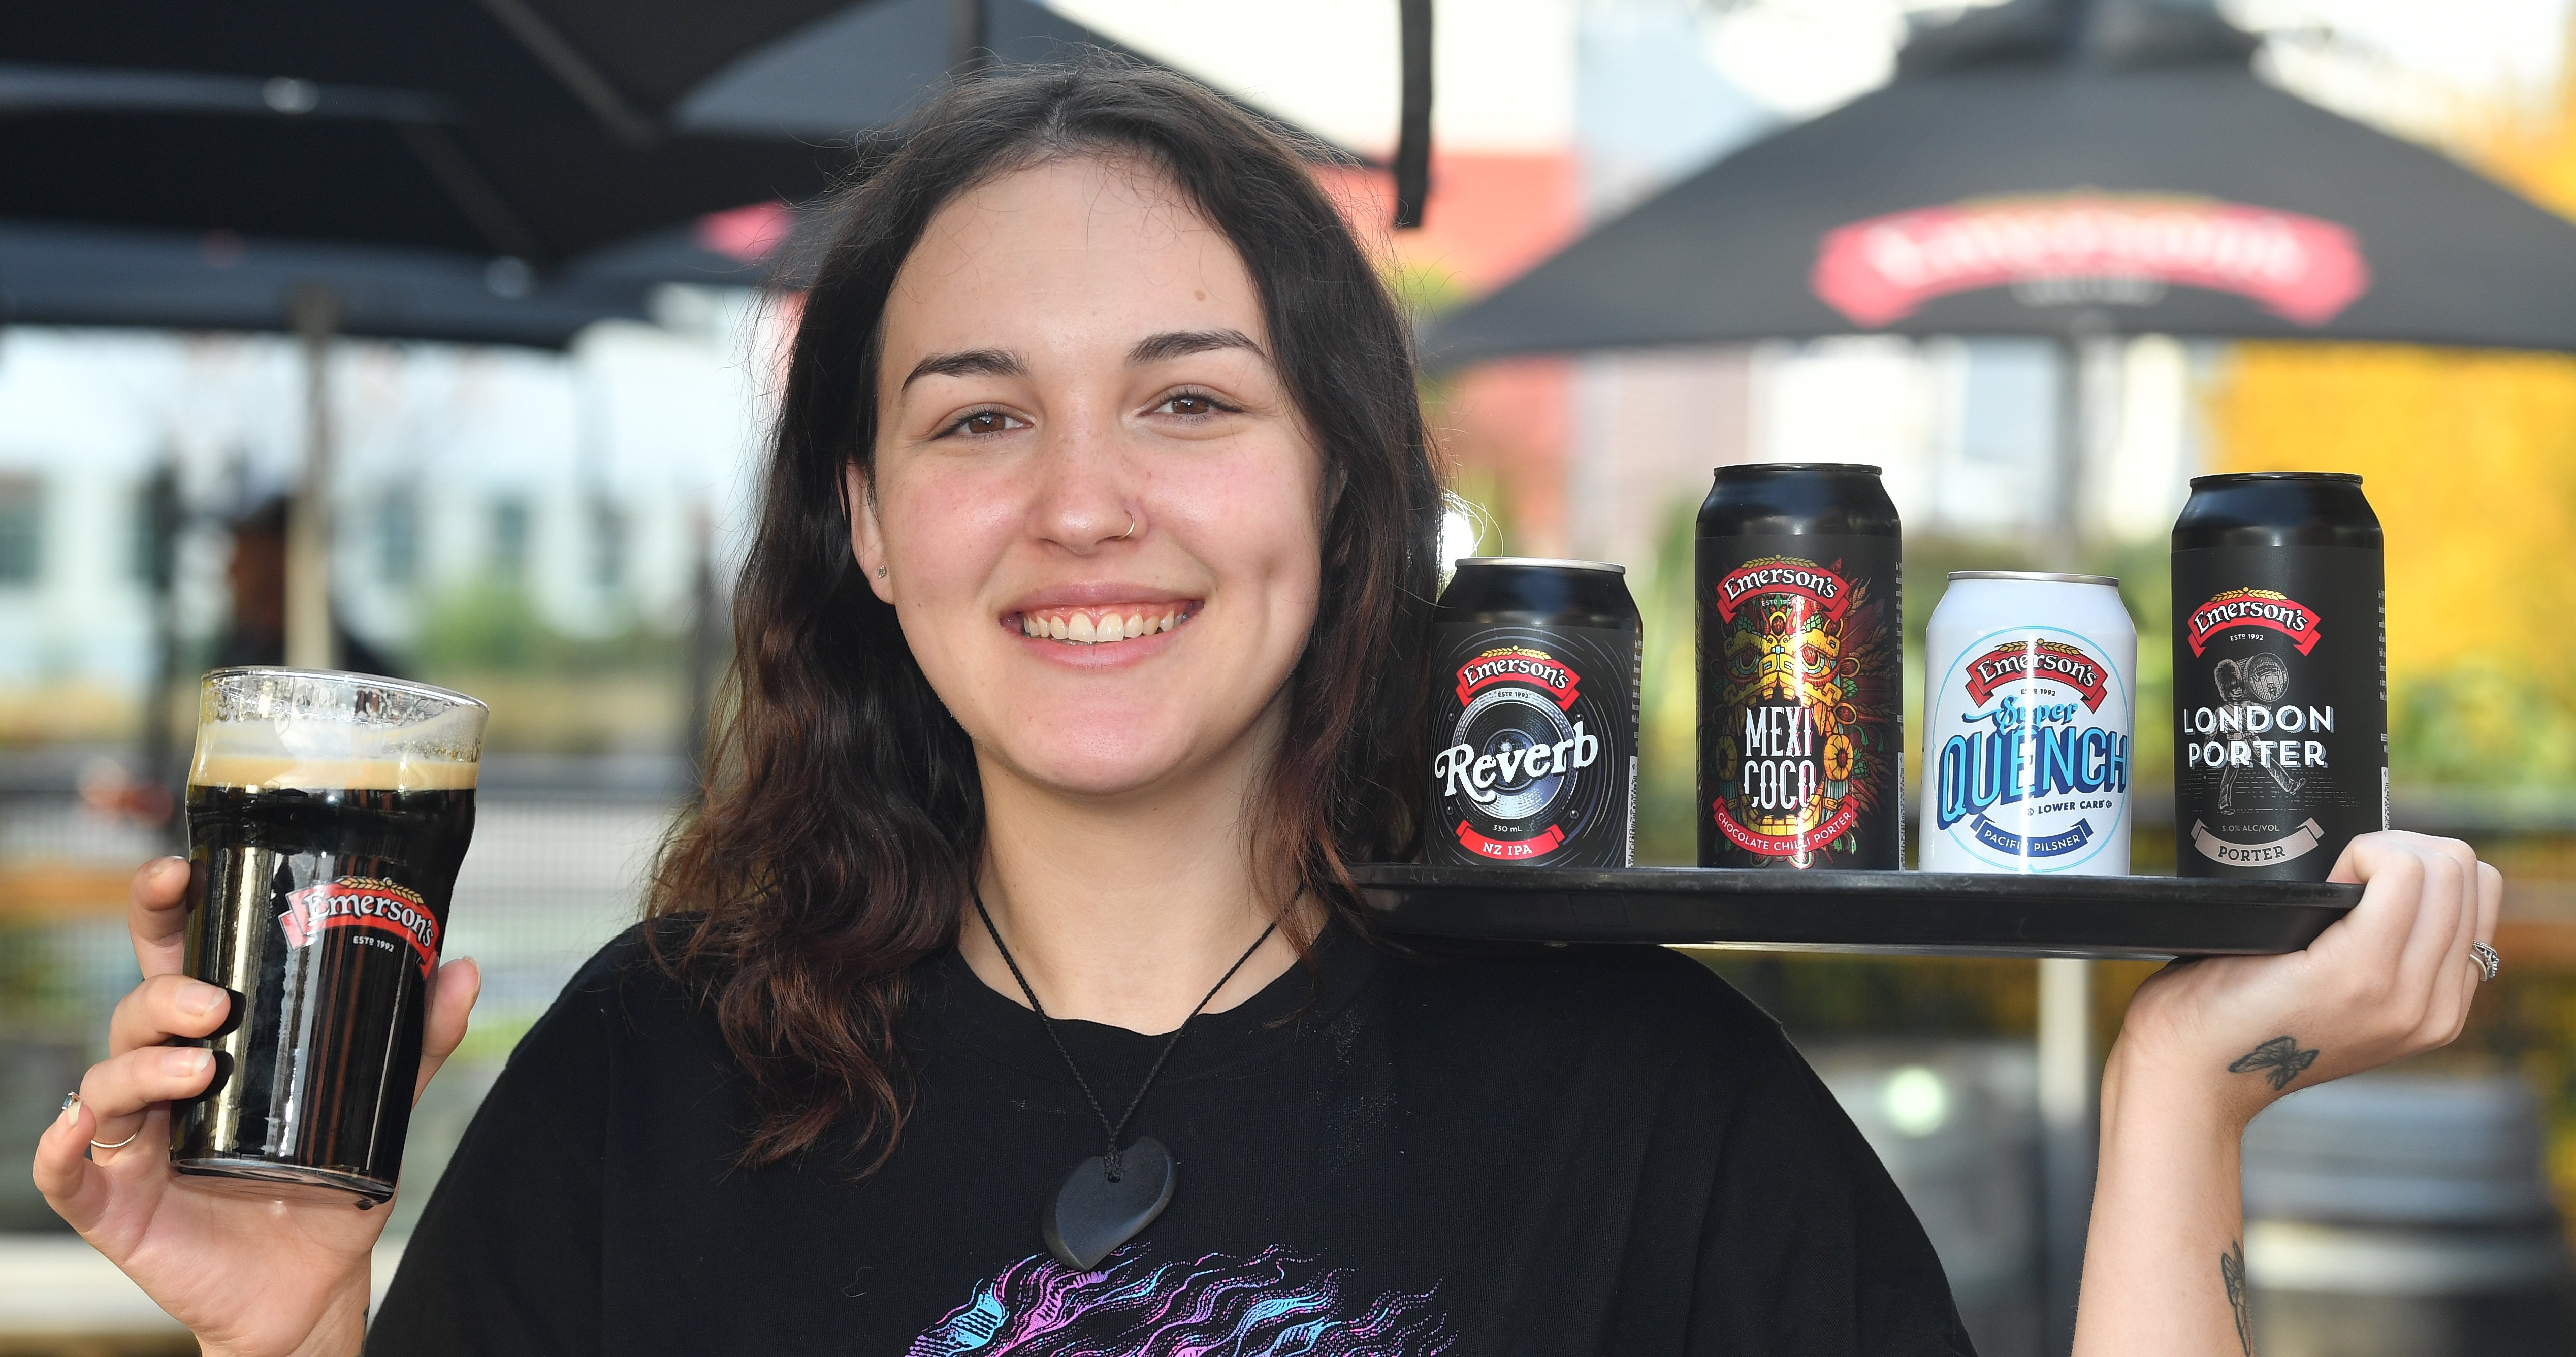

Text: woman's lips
xmin=1010 ymin=604 xmax=1195 ymax=645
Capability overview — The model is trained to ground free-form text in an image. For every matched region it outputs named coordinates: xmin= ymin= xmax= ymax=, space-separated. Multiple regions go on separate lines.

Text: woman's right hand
xmin=31 ymin=857 xmax=480 ymax=1357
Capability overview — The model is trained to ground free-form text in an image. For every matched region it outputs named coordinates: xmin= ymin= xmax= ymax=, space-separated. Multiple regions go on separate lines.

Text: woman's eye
xmin=1153 ymin=391 xmax=1234 ymax=418
xmin=942 ymin=409 xmax=1022 ymax=438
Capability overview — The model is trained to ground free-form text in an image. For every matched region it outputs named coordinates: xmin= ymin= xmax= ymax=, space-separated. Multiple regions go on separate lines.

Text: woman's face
xmin=853 ymin=155 xmax=1325 ymax=800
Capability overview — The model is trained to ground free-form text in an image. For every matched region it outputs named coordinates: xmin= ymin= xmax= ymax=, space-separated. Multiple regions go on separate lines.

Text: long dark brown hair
xmin=647 ymin=57 xmax=1441 ymax=1169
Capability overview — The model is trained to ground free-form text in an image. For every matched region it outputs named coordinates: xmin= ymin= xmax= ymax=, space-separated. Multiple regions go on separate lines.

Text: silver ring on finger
xmin=2471 ymin=941 xmax=2501 ymax=983
xmin=63 ymin=1092 xmax=143 ymax=1152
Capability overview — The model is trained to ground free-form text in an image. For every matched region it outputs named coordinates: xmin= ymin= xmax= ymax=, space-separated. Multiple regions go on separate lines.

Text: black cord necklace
xmin=969 ymin=884 xmax=1277 ymax=1271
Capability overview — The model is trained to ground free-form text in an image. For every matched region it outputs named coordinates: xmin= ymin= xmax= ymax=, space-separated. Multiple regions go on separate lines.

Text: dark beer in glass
xmin=173 ymin=668 xmax=485 ymax=1206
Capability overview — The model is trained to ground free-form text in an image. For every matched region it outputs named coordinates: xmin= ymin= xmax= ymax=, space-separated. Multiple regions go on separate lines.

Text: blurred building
xmin=0 ymin=294 xmax=768 ymax=740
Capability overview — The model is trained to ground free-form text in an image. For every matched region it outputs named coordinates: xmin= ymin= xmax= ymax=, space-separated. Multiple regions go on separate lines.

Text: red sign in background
xmin=1812 ymin=192 xmax=2370 ymax=327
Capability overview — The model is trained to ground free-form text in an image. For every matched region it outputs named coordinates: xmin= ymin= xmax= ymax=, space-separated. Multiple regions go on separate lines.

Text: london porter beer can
xmin=1919 ymin=573 xmax=2136 ymax=875
xmin=1427 ymin=558 xmax=1640 ymax=867
xmin=2172 ymin=473 xmax=2387 ymax=879
xmin=1697 ymin=464 xmax=1903 ymax=869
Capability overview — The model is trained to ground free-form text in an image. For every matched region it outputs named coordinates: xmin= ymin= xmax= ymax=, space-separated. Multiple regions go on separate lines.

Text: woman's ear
xmin=845 ymin=461 xmax=894 ymax=604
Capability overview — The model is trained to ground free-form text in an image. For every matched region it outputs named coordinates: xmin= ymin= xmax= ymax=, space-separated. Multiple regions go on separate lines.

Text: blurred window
xmin=490 ymin=495 xmax=531 ymax=581
xmin=128 ymin=484 xmax=157 ymax=584
xmin=587 ymin=496 xmax=626 ymax=590
xmin=380 ymin=489 xmax=420 ymax=586
xmin=0 ymin=475 xmax=42 ymax=585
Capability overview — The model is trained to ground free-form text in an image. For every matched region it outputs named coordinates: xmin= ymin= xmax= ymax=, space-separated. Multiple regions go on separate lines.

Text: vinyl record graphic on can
xmin=1429 ymin=628 xmax=1636 ymax=866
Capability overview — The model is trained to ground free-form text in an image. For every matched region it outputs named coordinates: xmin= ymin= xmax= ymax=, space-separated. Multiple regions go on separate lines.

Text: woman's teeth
xmin=1019 ymin=607 xmax=1186 ymax=644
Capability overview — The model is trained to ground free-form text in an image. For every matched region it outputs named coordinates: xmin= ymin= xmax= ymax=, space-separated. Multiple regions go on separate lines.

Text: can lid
xmin=2188 ymin=471 xmax=2363 ymax=488
xmin=1947 ymin=570 xmax=2120 ymax=587
xmin=1453 ymin=556 xmax=1627 ymax=575
xmin=1711 ymin=462 xmax=1883 ymax=478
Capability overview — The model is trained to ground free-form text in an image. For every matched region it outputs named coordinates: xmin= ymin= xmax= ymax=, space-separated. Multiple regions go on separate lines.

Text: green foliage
xmin=410 ymin=575 xmax=684 ymax=678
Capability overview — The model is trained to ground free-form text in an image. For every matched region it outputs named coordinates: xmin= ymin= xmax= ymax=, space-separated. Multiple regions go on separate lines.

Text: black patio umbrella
xmin=0 ymin=222 xmax=653 ymax=349
xmin=2 ymin=0 xmax=1354 ymax=265
xmin=1426 ymin=0 xmax=2576 ymax=360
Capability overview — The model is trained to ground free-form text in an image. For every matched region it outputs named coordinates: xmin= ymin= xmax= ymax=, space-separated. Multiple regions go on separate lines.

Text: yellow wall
xmin=2204 ymin=85 xmax=2576 ymax=786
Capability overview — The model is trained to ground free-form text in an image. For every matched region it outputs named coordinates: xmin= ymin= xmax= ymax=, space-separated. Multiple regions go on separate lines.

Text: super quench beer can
xmin=1697 ymin=464 xmax=1903 ymax=869
xmin=1426 ymin=558 xmax=1640 ymax=867
xmin=1919 ymin=572 xmax=2137 ymax=875
xmin=2172 ymin=473 xmax=2388 ymax=879
xmin=175 ymin=668 xmax=486 ymax=1205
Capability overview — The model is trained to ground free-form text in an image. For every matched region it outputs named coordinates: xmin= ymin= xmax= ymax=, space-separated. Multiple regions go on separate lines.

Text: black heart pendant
xmin=1041 ymin=1136 xmax=1175 ymax=1271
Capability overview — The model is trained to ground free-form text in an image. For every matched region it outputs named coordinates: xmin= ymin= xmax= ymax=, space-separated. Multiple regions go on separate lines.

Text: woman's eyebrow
xmin=903 ymin=348 xmax=1028 ymax=389
xmin=1128 ymin=328 xmax=1267 ymax=366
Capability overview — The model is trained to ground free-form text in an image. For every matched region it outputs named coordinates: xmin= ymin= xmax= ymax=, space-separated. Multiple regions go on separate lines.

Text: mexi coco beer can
xmin=1696 ymin=464 xmax=1903 ymax=869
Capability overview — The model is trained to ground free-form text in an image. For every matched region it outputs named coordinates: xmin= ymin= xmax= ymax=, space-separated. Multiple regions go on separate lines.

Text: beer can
xmin=1696 ymin=464 xmax=1903 ymax=869
xmin=1919 ymin=573 xmax=2137 ymax=875
xmin=2172 ymin=472 xmax=2387 ymax=879
xmin=1427 ymin=558 xmax=1639 ymax=867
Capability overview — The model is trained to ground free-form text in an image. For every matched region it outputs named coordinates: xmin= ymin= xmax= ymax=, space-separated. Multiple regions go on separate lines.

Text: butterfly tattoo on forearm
xmin=2228 ymin=1035 xmax=2320 ymax=1090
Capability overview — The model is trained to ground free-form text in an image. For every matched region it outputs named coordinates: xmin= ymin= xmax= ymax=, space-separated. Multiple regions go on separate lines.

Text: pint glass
xmin=172 ymin=668 xmax=486 ymax=1206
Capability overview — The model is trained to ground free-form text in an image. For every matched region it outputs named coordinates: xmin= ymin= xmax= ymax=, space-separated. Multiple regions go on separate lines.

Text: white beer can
xmin=1919 ymin=572 xmax=2137 ymax=875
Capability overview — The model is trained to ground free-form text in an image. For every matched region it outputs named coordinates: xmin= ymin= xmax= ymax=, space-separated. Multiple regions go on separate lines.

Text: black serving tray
xmin=1351 ymin=865 xmax=2362 ymax=959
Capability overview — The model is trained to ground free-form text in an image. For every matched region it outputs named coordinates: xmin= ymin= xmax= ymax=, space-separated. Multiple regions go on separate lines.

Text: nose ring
xmin=1118 ymin=511 xmax=1137 ymax=541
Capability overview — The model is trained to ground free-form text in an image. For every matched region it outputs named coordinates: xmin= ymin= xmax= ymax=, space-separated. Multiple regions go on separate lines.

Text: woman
xmin=37 ymin=60 xmax=2498 ymax=1355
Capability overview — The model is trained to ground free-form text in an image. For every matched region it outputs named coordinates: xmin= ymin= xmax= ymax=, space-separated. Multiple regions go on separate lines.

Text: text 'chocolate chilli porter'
xmin=1426 ymin=558 xmax=1640 ymax=867
xmin=1697 ymin=464 xmax=1903 ymax=869
xmin=2172 ymin=472 xmax=2388 ymax=879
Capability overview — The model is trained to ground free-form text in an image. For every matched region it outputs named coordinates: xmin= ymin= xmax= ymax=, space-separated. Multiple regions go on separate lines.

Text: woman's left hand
xmin=2111 ymin=830 xmax=2500 ymax=1128
xmin=2074 ymin=831 xmax=2502 ymax=1356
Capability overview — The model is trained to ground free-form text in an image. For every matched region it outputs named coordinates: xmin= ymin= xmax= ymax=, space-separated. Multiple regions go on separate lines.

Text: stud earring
xmin=875 ymin=565 xmax=887 ymax=579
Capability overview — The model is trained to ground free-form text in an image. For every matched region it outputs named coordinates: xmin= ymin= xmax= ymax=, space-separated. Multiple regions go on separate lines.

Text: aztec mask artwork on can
xmin=1698 ymin=551 xmax=1902 ymax=868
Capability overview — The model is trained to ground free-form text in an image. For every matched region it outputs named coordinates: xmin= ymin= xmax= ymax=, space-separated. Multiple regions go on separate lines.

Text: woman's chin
xmin=991 ymin=740 xmax=1223 ymax=803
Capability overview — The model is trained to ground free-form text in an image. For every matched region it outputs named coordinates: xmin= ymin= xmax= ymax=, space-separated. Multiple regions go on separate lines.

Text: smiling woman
xmin=35 ymin=54 xmax=2505 ymax=1357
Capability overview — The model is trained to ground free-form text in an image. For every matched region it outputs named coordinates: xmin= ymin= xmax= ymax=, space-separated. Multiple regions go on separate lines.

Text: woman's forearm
xmin=2071 ymin=1040 xmax=2257 ymax=1357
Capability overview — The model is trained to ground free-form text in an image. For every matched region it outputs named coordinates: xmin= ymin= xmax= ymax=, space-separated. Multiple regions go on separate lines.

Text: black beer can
xmin=1696 ymin=464 xmax=1903 ymax=869
xmin=1427 ymin=558 xmax=1640 ymax=867
xmin=2172 ymin=472 xmax=2387 ymax=879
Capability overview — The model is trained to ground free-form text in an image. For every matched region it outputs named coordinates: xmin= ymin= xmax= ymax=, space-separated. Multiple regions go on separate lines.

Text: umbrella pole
xmin=2039 ymin=324 xmax=2103 ymax=1354
xmin=286 ymin=284 xmax=340 ymax=672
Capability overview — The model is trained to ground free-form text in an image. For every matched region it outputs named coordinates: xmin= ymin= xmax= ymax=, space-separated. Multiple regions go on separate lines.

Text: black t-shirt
xmin=372 ymin=923 xmax=1974 ymax=1354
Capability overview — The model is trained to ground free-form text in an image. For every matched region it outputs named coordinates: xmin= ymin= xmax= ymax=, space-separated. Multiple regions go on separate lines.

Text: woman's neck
xmin=960 ymin=717 xmax=1309 ymax=1033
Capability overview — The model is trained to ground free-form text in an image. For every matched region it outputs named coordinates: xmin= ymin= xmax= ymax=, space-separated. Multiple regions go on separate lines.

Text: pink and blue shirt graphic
xmin=907 ymin=1246 xmax=1455 ymax=1355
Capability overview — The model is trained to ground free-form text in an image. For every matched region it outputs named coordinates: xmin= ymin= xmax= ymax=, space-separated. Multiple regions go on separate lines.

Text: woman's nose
xmin=1027 ymin=410 xmax=1136 ymax=553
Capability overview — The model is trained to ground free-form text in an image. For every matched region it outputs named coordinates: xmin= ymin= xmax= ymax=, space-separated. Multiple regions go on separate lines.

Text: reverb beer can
xmin=1696 ymin=464 xmax=1903 ymax=869
xmin=1919 ymin=573 xmax=2137 ymax=875
xmin=2173 ymin=472 xmax=2387 ymax=879
xmin=1427 ymin=558 xmax=1640 ymax=867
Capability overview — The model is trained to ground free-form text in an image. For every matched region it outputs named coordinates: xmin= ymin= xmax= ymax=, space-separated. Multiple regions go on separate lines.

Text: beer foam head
xmin=189 ymin=670 xmax=485 ymax=792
